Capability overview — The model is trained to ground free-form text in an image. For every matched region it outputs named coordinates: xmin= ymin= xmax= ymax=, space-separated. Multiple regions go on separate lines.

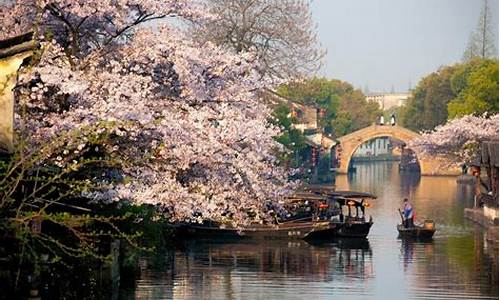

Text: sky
xmin=311 ymin=0 xmax=499 ymax=93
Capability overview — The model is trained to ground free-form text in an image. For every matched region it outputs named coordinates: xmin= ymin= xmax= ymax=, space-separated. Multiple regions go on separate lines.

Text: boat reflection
xmin=177 ymin=238 xmax=374 ymax=281
xmin=399 ymin=238 xmax=435 ymax=272
xmin=129 ymin=239 xmax=374 ymax=299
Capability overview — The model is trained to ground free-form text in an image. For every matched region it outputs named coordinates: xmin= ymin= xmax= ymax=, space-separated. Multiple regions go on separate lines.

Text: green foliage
xmin=331 ymin=111 xmax=353 ymax=136
xmin=448 ymin=59 xmax=499 ymax=118
xmin=277 ymin=77 xmax=381 ymax=137
xmin=334 ymin=92 xmax=380 ymax=136
xmin=402 ymin=65 xmax=459 ymax=131
xmin=277 ymin=77 xmax=341 ymax=107
xmin=270 ymin=104 xmax=308 ymax=168
xmin=401 ymin=58 xmax=499 ymax=131
xmin=271 ymin=104 xmax=295 ymax=130
xmin=273 ymin=77 xmax=380 ymax=181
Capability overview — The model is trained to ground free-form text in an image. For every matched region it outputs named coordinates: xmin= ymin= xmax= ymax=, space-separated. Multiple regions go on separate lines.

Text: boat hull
xmin=171 ymin=220 xmax=373 ymax=241
xmin=397 ymin=225 xmax=435 ymax=239
xmin=334 ymin=222 xmax=373 ymax=238
xmin=172 ymin=222 xmax=340 ymax=240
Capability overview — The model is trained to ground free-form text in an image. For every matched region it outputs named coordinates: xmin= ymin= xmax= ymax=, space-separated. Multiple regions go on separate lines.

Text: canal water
xmin=122 ymin=161 xmax=499 ymax=300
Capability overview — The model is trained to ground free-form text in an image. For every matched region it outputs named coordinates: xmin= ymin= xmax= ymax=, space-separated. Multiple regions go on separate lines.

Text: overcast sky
xmin=311 ymin=0 xmax=499 ymax=93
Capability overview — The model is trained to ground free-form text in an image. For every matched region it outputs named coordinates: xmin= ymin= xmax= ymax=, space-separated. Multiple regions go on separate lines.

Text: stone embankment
xmin=464 ymin=208 xmax=499 ymax=267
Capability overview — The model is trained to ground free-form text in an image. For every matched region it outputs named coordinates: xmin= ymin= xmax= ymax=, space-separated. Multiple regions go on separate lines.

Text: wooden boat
xmin=302 ymin=188 xmax=377 ymax=238
xmin=397 ymin=220 xmax=436 ymax=239
xmin=171 ymin=220 xmax=338 ymax=240
xmin=171 ymin=186 xmax=377 ymax=240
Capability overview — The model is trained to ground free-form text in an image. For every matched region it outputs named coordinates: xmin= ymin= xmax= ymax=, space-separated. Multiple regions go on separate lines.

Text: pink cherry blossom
xmin=410 ymin=114 xmax=499 ymax=163
xmin=3 ymin=0 xmax=296 ymax=225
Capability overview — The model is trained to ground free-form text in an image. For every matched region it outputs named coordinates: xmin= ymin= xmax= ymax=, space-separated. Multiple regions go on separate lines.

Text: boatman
xmin=402 ymin=198 xmax=414 ymax=228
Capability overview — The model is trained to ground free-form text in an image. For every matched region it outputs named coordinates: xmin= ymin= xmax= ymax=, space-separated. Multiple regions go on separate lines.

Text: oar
xmin=398 ymin=208 xmax=404 ymax=224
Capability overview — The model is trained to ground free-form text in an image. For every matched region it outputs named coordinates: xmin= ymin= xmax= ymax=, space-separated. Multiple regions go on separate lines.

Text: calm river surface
xmin=122 ymin=161 xmax=498 ymax=300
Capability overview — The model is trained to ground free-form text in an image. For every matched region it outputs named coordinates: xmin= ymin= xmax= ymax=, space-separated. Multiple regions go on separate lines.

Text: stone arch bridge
xmin=335 ymin=124 xmax=460 ymax=176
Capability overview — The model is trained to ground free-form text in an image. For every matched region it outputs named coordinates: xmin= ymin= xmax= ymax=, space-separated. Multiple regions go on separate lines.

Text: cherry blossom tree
xmin=1 ymin=0 xmax=296 ymax=226
xmin=410 ymin=114 xmax=499 ymax=163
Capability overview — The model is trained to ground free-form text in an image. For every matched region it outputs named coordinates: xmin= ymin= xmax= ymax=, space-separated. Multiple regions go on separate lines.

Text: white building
xmin=366 ymin=93 xmax=410 ymax=111
xmin=353 ymin=137 xmax=392 ymax=157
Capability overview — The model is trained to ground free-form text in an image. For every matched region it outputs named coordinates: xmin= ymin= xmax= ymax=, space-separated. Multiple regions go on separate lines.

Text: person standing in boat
xmin=402 ymin=198 xmax=414 ymax=228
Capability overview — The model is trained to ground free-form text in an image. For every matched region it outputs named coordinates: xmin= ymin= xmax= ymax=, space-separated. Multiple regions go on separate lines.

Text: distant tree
xmin=277 ymin=78 xmax=381 ymax=136
xmin=400 ymin=58 xmax=498 ymax=131
xmin=277 ymin=77 xmax=338 ymax=106
xmin=463 ymin=0 xmax=497 ymax=60
xmin=402 ymin=65 xmax=459 ymax=131
xmin=448 ymin=59 xmax=499 ymax=118
xmin=192 ymin=0 xmax=325 ymax=79
xmin=277 ymin=77 xmax=340 ymax=133
xmin=334 ymin=89 xmax=380 ymax=136
xmin=463 ymin=32 xmax=481 ymax=61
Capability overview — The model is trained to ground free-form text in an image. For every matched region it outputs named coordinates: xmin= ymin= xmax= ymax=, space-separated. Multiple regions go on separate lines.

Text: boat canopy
xmin=285 ymin=192 xmax=330 ymax=202
xmin=285 ymin=192 xmax=376 ymax=206
xmin=299 ymin=186 xmax=377 ymax=200
xmin=299 ymin=185 xmax=336 ymax=192
xmin=325 ymin=191 xmax=377 ymax=199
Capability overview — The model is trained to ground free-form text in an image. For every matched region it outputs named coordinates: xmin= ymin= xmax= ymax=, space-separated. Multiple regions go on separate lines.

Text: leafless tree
xmin=192 ymin=0 xmax=325 ymax=79
xmin=463 ymin=0 xmax=497 ymax=60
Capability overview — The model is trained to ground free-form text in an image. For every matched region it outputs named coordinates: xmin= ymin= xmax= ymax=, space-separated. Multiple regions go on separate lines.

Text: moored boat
xmin=285 ymin=188 xmax=376 ymax=238
xmin=170 ymin=186 xmax=377 ymax=241
xmin=171 ymin=220 xmax=338 ymax=240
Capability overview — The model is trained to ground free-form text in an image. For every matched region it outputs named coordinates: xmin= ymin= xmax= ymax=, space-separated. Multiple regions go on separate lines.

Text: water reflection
xmin=341 ymin=162 xmax=498 ymax=299
xmin=125 ymin=162 xmax=498 ymax=300
xmin=124 ymin=239 xmax=374 ymax=299
xmin=400 ymin=238 xmax=417 ymax=271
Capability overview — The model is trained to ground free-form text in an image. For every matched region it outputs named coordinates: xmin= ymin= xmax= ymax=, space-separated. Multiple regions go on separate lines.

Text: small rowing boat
xmin=397 ymin=220 xmax=436 ymax=239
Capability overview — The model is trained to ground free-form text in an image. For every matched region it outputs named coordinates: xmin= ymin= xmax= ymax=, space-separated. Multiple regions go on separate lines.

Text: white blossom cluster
xmin=410 ymin=114 xmax=499 ymax=163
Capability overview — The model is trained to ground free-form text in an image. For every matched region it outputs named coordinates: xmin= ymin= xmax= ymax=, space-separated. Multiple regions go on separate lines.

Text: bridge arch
xmin=335 ymin=124 xmax=459 ymax=176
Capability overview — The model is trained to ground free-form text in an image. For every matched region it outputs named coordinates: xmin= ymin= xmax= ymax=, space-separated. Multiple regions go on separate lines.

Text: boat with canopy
xmin=171 ymin=186 xmax=377 ymax=240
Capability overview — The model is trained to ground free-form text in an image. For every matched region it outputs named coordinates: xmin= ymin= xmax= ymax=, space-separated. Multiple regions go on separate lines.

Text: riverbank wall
xmin=464 ymin=208 xmax=499 ymax=265
xmin=464 ymin=141 xmax=499 ymax=256
xmin=465 ymin=207 xmax=499 ymax=227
